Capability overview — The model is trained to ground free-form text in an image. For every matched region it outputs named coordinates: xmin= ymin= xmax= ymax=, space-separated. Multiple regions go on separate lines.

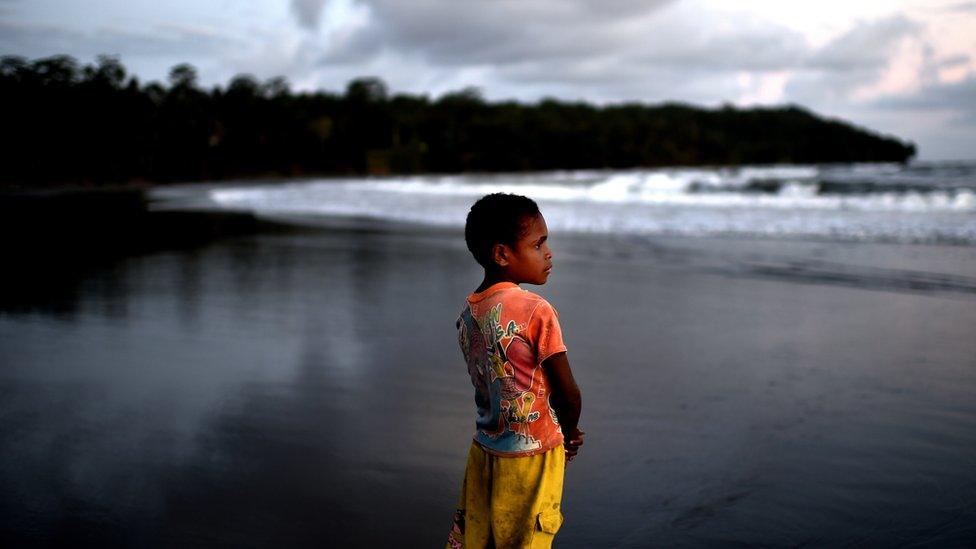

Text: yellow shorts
xmin=446 ymin=441 xmax=565 ymax=549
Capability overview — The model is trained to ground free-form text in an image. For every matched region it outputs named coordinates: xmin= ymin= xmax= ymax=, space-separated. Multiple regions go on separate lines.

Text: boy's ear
xmin=491 ymin=243 xmax=510 ymax=267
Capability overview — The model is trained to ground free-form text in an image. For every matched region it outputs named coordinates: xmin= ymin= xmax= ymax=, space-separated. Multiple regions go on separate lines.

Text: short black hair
xmin=464 ymin=193 xmax=541 ymax=268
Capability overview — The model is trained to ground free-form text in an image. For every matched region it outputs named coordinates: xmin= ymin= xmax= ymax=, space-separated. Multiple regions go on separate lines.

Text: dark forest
xmin=1 ymin=55 xmax=917 ymax=187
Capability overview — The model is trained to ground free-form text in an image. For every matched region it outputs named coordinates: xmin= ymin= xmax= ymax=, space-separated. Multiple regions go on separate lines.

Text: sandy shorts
xmin=446 ymin=441 xmax=565 ymax=549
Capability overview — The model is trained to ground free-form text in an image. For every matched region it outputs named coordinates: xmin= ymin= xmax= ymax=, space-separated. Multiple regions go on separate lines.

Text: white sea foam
xmin=200 ymin=163 xmax=976 ymax=244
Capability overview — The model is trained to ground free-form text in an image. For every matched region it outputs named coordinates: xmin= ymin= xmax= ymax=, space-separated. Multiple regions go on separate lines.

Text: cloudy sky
xmin=2 ymin=0 xmax=975 ymax=159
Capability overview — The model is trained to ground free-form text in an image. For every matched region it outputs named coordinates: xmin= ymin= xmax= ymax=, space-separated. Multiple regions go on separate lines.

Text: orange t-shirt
xmin=457 ymin=282 xmax=568 ymax=456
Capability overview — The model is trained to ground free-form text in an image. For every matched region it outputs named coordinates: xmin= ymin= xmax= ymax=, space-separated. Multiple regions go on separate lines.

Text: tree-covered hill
xmin=0 ymin=55 xmax=916 ymax=187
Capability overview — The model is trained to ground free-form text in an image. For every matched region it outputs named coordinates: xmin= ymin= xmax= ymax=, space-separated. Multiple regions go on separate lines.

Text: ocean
xmin=178 ymin=161 xmax=976 ymax=244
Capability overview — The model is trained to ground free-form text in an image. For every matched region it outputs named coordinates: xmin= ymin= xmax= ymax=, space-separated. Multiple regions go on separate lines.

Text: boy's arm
xmin=542 ymin=351 xmax=584 ymax=461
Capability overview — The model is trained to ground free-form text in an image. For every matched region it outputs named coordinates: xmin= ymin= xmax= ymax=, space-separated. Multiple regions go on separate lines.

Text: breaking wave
xmin=200 ymin=162 xmax=976 ymax=244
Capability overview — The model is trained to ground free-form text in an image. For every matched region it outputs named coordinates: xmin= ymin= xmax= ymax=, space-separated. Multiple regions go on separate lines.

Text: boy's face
xmin=496 ymin=213 xmax=553 ymax=285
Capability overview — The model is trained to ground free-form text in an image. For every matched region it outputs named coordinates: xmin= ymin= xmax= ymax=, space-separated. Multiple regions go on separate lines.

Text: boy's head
xmin=465 ymin=193 xmax=553 ymax=285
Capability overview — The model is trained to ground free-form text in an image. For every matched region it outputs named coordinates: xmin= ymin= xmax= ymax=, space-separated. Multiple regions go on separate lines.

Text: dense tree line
xmin=0 ymin=54 xmax=916 ymax=186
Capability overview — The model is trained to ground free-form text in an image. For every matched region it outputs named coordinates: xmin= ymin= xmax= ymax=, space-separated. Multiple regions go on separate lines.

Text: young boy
xmin=447 ymin=193 xmax=583 ymax=549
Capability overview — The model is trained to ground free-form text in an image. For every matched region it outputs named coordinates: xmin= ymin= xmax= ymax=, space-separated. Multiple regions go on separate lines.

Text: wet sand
xmin=2 ymin=208 xmax=975 ymax=546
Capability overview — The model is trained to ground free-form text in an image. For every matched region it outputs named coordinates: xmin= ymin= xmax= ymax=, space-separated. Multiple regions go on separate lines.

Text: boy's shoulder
xmin=517 ymin=288 xmax=555 ymax=308
xmin=503 ymin=288 xmax=560 ymax=321
xmin=461 ymin=285 xmax=561 ymax=326
xmin=489 ymin=285 xmax=551 ymax=306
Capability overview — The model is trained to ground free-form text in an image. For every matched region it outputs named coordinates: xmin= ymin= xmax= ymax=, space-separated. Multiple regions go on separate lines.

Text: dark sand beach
xmin=2 ymin=190 xmax=976 ymax=547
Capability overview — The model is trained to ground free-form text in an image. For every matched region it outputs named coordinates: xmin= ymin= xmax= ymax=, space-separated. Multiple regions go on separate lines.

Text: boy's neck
xmin=475 ymin=270 xmax=520 ymax=293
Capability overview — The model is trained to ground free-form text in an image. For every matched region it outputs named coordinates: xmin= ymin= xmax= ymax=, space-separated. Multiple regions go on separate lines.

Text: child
xmin=447 ymin=193 xmax=584 ymax=549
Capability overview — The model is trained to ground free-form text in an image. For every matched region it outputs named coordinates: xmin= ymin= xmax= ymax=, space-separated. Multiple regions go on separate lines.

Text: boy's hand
xmin=564 ymin=427 xmax=584 ymax=464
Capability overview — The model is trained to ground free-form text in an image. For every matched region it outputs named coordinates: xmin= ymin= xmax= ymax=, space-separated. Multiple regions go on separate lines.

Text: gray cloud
xmin=0 ymin=20 xmax=237 ymax=60
xmin=633 ymin=23 xmax=808 ymax=72
xmin=317 ymin=1 xmax=939 ymax=114
xmin=320 ymin=0 xmax=676 ymax=67
xmin=872 ymin=75 xmax=976 ymax=115
xmin=313 ymin=0 xmax=813 ymax=107
xmin=935 ymin=54 xmax=971 ymax=68
xmin=806 ymin=15 xmax=920 ymax=72
xmin=946 ymin=1 xmax=976 ymax=12
xmin=784 ymin=16 xmax=926 ymax=105
xmin=318 ymin=2 xmax=932 ymax=100
xmin=495 ymin=57 xmax=742 ymax=105
xmin=0 ymin=0 xmax=19 ymax=17
xmin=291 ymin=0 xmax=326 ymax=31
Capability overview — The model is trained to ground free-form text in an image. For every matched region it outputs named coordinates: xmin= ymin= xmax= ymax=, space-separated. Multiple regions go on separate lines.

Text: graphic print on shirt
xmin=459 ymin=302 xmax=548 ymax=452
